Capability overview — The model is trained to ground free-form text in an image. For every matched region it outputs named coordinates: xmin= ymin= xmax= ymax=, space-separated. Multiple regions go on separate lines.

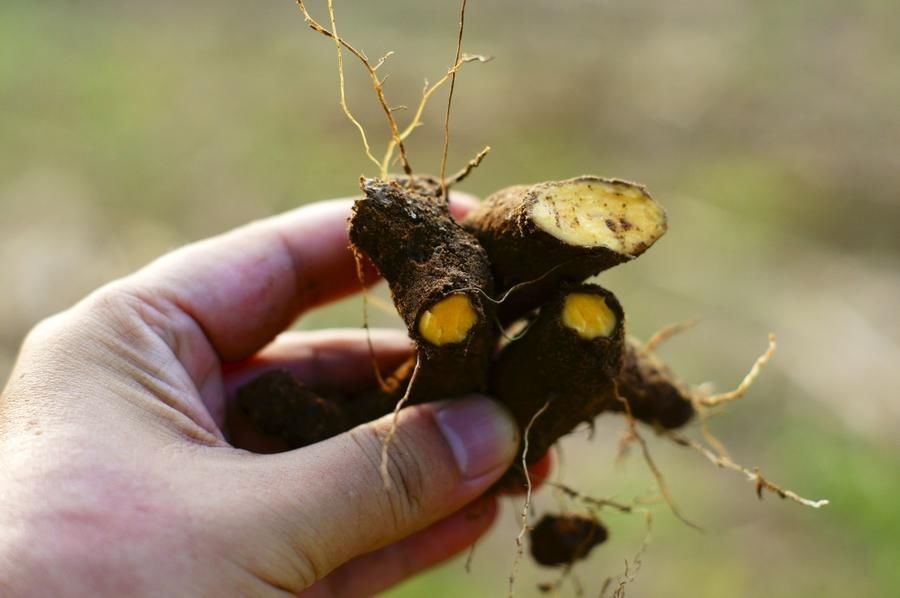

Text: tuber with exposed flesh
xmin=490 ymin=283 xmax=626 ymax=485
xmin=238 ymin=176 xmax=695 ymax=456
xmin=462 ymin=176 xmax=667 ymax=323
xmin=348 ymin=176 xmax=498 ymax=404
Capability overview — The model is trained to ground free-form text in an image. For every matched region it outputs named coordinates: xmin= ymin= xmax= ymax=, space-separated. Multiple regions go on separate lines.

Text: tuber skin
xmin=349 ymin=177 xmax=498 ymax=403
xmin=463 ymin=176 xmax=667 ymax=323
xmin=611 ymin=339 xmax=696 ymax=429
xmin=491 ymin=283 xmax=626 ymax=486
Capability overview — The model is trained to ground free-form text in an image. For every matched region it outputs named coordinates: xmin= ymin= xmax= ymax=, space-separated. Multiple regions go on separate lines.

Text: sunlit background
xmin=2 ymin=1 xmax=898 ymax=596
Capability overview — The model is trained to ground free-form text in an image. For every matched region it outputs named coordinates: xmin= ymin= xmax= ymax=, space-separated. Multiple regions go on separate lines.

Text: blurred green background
xmin=2 ymin=1 xmax=898 ymax=596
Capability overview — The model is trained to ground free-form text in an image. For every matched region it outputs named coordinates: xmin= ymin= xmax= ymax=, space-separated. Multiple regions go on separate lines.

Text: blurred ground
xmin=2 ymin=1 xmax=898 ymax=596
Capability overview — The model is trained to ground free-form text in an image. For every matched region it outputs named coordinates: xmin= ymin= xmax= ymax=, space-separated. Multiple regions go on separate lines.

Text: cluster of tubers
xmin=239 ymin=173 xmax=699 ymax=567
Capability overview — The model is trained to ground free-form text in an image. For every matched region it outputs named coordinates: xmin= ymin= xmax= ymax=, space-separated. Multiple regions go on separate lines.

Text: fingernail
xmin=433 ymin=397 xmax=519 ymax=480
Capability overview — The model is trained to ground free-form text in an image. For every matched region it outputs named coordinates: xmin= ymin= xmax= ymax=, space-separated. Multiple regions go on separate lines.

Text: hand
xmin=0 ymin=195 xmax=525 ymax=596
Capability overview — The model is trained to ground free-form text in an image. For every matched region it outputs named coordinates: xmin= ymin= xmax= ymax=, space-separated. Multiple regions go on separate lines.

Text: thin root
xmin=456 ymin=254 xmax=595 ymax=310
xmin=447 ymin=145 xmax=491 ymax=187
xmin=641 ymin=319 xmax=698 ymax=355
xmin=610 ymin=511 xmax=653 ymax=598
xmin=379 ymin=54 xmax=490 ymax=179
xmin=379 ymin=358 xmax=421 ymax=490
xmin=697 ymin=333 xmax=777 ymax=407
xmin=615 ymin=386 xmax=703 ymax=531
xmin=667 ymin=432 xmax=829 ymax=509
xmin=547 ymin=482 xmax=635 ymax=515
xmin=698 ymin=409 xmax=732 ymax=460
xmin=352 ymin=249 xmax=389 ymax=392
xmin=295 ymin=0 xmax=413 ymax=175
xmin=509 ymin=399 xmax=552 ymax=598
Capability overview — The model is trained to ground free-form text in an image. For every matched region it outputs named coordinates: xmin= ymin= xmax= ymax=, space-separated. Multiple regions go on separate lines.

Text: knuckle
xmin=21 ymin=282 xmax=145 ymax=351
xmin=81 ymin=283 xmax=144 ymax=323
xmin=22 ymin=312 xmax=69 ymax=349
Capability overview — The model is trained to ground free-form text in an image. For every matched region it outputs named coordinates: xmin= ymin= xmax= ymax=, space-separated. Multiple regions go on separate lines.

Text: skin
xmin=0 ymin=194 xmax=550 ymax=597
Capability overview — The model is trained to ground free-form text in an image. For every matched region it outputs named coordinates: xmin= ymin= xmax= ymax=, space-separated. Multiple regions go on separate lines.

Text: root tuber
xmin=611 ymin=339 xmax=696 ymax=429
xmin=530 ymin=513 xmax=609 ymax=567
xmin=463 ymin=176 xmax=667 ymax=323
xmin=349 ymin=177 xmax=498 ymax=403
xmin=492 ymin=283 xmax=626 ymax=485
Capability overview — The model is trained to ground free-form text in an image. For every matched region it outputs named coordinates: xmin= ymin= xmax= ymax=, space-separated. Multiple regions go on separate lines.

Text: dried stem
xmin=667 ymin=432 xmax=829 ymax=509
xmin=380 ymin=54 xmax=490 ymax=178
xmin=295 ymin=0 xmax=412 ymax=175
xmin=440 ymin=0 xmax=468 ymax=198
xmin=509 ymin=399 xmax=552 ymax=598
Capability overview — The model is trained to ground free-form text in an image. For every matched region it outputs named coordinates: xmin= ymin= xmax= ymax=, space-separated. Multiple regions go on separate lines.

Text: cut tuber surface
xmin=463 ymin=176 xmax=667 ymax=323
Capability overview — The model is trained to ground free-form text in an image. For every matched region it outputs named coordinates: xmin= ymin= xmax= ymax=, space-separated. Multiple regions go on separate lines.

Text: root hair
xmin=379 ymin=357 xmax=421 ymax=490
xmin=667 ymin=431 xmax=829 ymax=509
xmin=352 ymin=248 xmax=389 ymax=391
xmin=641 ymin=319 xmax=699 ymax=355
xmin=509 ymin=399 xmax=552 ymax=598
xmin=615 ymin=385 xmax=702 ymax=531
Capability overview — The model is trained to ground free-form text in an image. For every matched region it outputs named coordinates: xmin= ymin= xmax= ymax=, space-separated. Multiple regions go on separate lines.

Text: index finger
xmin=127 ymin=192 xmax=481 ymax=362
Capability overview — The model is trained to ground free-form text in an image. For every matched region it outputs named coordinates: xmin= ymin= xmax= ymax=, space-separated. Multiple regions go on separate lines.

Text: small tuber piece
xmin=530 ymin=513 xmax=609 ymax=567
xmin=611 ymin=339 xmax=696 ymax=429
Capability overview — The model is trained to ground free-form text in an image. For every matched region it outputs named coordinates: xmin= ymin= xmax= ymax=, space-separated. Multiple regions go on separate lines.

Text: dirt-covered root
xmin=463 ymin=176 xmax=667 ymax=323
xmin=530 ymin=513 xmax=609 ymax=567
xmin=349 ymin=177 xmax=498 ymax=402
xmin=238 ymin=369 xmax=348 ymax=448
xmin=237 ymin=368 xmax=403 ymax=449
xmin=609 ymin=339 xmax=696 ymax=429
xmin=492 ymin=283 xmax=625 ymax=485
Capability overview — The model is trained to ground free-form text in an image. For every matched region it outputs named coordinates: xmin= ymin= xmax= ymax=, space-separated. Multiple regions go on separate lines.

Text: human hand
xmin=0 ymin=195 xmax=527 ymax=596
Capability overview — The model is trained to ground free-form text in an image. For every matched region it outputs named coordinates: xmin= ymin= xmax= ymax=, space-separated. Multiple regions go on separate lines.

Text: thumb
xmin=228 ymin=396 xmax=519 ymax=590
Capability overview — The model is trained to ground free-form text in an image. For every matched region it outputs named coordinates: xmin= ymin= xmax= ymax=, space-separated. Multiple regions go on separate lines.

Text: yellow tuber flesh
xmin=530 ymin=179 xmax=666 ymax=254
xmin=562 ymin=293 xmax=617 ymax=339
xmin=418 ymin=294 xmax=479 ymax=345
